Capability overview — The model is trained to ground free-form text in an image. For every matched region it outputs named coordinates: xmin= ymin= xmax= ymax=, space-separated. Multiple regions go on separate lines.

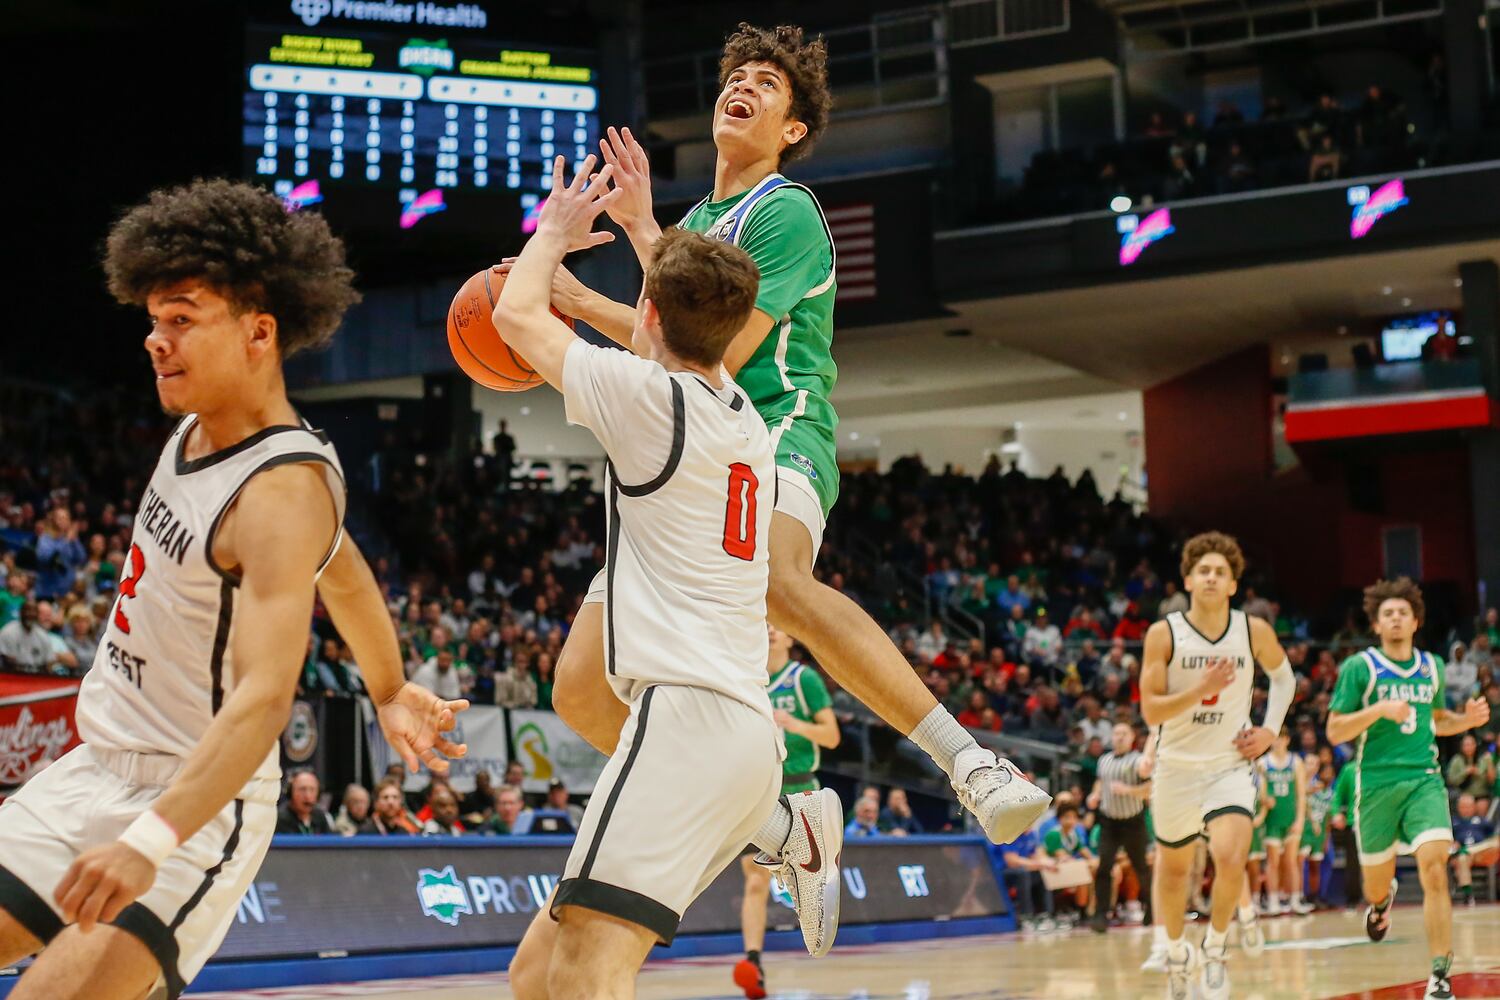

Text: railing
xmin=643 ymin=1 xmax=1071 ymax=123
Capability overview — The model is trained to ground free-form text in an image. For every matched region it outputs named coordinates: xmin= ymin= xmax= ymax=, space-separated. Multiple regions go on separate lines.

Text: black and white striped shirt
xmin=1096 ymin=750 xmax=1146 ymax=819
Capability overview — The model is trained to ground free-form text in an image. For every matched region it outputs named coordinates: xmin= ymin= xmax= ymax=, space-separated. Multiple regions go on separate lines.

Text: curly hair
xmin=718 ymin=23 xmax=832 ymax=164
xmin=1363 ymin=577 xmax=1425 ymax=627
xmin=104 ymin=179 xmax=360 ymax=357
xmin=1179 ymin=530 xmax=1246 ymax=581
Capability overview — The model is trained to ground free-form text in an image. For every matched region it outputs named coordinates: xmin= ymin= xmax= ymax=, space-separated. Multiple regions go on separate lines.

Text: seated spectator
xmin=0 ymin=601 xmax=67 ymax=674
xmin=1173 ymin=111 xmax=1207 ymax=167
xmin=479 ymin=784 xmax=527 ymax=834
xmin=1308 ymin=133 xmax=1342 ymax=182
xmin=957 ymin=690 xmax=990 ymax=730
xmin=33 ymin=508 xmax=85 ymax=602
xmin=1162 ymin=155 xmax=1198 ymax=200
xmin=879 ymin=788 xmax=925 ymax=836
xmin=503 ymin=760 xmax=526 ymax=789
xmin=1097 ymin=638 xmax=1138 ymax=688
xmin=1451 ymin=793 xmax=1495 ymax=906
xmin=997 ymin=818 xmax=1056 ymax=927
xmin=1158 ymin=580 xmax=1189 ymax=617
xmin=277 ymin=770 xmax=338 ymax=835
xmin=1112 ymin=603 xmax=1148 ymax=642
xmin=494 ymin=657 xmax=540 ymax=709
xmin=1143 ymin=112 xmax=1174 ymax=137
xmin=544 ymin=777 xmax=585 ymax=829
xmin=461 ymin=771 xmax=497 ymax=823
xmin=1448 ymin=642 xmax=1480 ymax=707
xmin=334 ymin=783 xmax=371 ymax=836
xmin=422 ymin=783 xmax=466 ymax=836
xmin=361 ymin=778 xmax=421 ymax=834
xmin=411 ymin=647 xmax=467 ymax=701
xmin=1357 ymin=84 xmax=1403 ymax=147
xmin=62 ymin=605 xmax=98 ymax=668
xmin=533 ymin=652 xmax=557 ymax=710
xmin=1212 ymin=100 xmax=1244 ymax=128
xmin=1064 ymin=608 xmax=1106 ymax=642
xmin=1077 ymin=696 xmax=1112 ymax=745
xmin=916 ymin=620 xmax=948 ymax=664
xmin=1023 ymin=609 xmax=1062 ymax=670
xmin=1044 ymin=802 xmax=1099 ymax=918
xmin=1448 ymin=734 xmax=1496 ymax=804
xmin=845 ymin=796 xmax=881 ymax=838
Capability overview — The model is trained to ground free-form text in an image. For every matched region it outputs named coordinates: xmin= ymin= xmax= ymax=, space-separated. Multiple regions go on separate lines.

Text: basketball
xmin=447 ymin=265 xmax=573 ymax=392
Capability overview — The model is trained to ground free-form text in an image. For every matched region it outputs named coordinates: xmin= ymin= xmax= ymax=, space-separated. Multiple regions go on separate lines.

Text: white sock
xmin=1167 ymin=933 xmax=1189 ymax=959
xmin=1153 ymin=924 xmax=1169 ymax=946
xmin=750 ymin=797 xmax=793 ymax=856
xmin=1204 ymin=924 xmax=1229 ymax=954
xmin=910 ymin=704 xmax=981 ymax=781
xmin=1238 ymin=903 xmax=1257 ymax=924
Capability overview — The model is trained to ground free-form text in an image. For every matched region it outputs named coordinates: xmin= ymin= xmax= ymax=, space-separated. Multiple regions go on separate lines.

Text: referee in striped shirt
xmin=1087 ymin=721 xmax=1155 ymax=932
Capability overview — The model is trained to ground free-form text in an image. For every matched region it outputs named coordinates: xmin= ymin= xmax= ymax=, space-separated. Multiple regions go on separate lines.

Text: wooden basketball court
xmin=190 ymin=906 xmax=1500 ymax=999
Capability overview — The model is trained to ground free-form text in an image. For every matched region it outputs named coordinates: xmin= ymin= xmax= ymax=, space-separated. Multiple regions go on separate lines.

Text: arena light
xmin=1109 ymin=195 xmax=1133 ymax=214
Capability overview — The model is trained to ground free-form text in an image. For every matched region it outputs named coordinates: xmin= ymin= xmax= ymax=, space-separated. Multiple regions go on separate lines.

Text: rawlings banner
xmin=0 ymin=673 xmax=83 ymax=793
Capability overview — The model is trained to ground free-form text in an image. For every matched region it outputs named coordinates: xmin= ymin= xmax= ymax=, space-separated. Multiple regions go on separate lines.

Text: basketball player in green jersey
xmin=513 ymin=20 xmax=1046 ymax=890
xmin=1298 ymin=761 xmax=1336 ymax=906
xmin=734 ymin=625 xmax=838 ymax=999
xmin=1260 ymin=730 xmax=1311 ymax=914
xmin=1327 ymin=578 xmax=1490 ymax=1000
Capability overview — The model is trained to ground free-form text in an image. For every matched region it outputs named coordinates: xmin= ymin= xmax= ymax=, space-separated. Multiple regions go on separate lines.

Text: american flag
xmin=827 ymin=203 xmax=876 ymax=302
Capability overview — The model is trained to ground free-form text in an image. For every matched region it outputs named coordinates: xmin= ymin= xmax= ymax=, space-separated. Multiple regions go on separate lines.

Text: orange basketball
xmin=447 ymin=265 xmax=572 ymax=392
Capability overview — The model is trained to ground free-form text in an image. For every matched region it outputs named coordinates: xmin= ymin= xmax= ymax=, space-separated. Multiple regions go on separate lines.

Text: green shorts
xmin=1263 ymin=814 xmax=1295 ymax=845
xmin=783 ymin=777 xmax=819 ymax=796
xmin=1354 ymin=770 xmax=1452 ymax=865
xmin=1249 ymin=823 xmax=1266 ymax=860
xmin=1299 ymin=822 xmax=1327 ymax=859
xmin=773 ymin=422 xmax=839 ymax=520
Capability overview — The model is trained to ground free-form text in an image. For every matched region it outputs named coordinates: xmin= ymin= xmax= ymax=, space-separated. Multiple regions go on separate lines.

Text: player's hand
xmin=598 ymin=126 xmax=654 ymax=233
xmin=1199 ymin=657 xmax=1237 ymax=697
xmin=1086 ymin=790 xmax=1101 ymax=810
xmin=54 ymin=841 xmax=156 ymax=931
xmin=497 ymin=257 xmax=596 ymax=319
xmin=377 ymin=682 xmax=469 ymax=775
xmin=1331 ymin=813 xmax=1347 ymax=831
xmin=535 ymin=155 xmax=622 ymax=248
xmin=1234 ymin=726 xmax=1275 ymax=760
xmin=772 ymin=708 xmax=794 ymax=729
xmin=1464 ymin=696 xmax=1491 ymax=730
xmin=1286 ymin=822 xmax=1304 ymax=843
xmin=1377 ymin=699 xmax=1415 ymax=726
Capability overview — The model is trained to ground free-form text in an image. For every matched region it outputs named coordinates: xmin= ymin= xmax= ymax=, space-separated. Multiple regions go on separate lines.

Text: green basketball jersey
xmin=1262 ymin=754 xmax=1298 ymax=826
xmin=767 ymin=660 xmax=832 ymax=792
xmin=679 ymin=174 xmax=840 ymax=516
xmin=1305 ymin=783 xmax=1334 ymax=837
xmin=1330 ymin=647 xmax=1446 ymax=778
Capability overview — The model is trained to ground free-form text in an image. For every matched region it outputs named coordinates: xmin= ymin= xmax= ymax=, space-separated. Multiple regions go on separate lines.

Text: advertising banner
xmin=368 ymin=702 xmax=509 ymax=794
xmin=508 ymin=709 xmax=606 ymax=794
xmin=216 ymin=835 xmax=1006 ymax=960
xmin=0 ymin=673 xmax=83 ymax=794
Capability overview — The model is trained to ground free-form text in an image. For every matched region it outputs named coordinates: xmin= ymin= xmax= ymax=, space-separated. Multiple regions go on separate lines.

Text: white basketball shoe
xmin=1199 ymin=939 xmax=1231 ymax=1000
xmin=1236 ymin=904 xmax=1266 ymax=956
xmin=1165 ymin=940 xmax=1198 ymax=1000
xmin=952 ymin=747 xmax=1052 ymax=844
xmin=755 ymin=788 xmax=843 ymax=957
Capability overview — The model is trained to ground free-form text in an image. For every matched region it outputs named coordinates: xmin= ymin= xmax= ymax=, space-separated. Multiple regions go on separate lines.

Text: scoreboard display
xmin=242 ymin=1 xmax=600 ymax=238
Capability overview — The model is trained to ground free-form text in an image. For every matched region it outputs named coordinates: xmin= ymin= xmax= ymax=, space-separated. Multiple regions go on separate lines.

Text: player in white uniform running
xmin=0 ymin=180 xmax=468 ymax=1000
xmin=1141 ymin=532 xmax=1294 ymax=1000
xmin=498 ymin=155 xmax=792 ymax=997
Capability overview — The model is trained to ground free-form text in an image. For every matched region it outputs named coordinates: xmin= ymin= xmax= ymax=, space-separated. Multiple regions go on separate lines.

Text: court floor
xmin=191 ymin=906 xmax=1500 ymax=1000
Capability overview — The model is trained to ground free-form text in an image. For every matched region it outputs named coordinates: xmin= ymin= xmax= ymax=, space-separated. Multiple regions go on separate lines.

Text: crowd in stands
xmin=1008 ymin=76 xmax=1437 ymax=220
xmin=3 ymin=385 xmax=1499 ymax=913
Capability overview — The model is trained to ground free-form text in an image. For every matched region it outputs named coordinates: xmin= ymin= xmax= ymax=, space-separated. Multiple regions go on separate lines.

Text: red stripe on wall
xmin=1284 ymin=394 xmax=1494 ymax=443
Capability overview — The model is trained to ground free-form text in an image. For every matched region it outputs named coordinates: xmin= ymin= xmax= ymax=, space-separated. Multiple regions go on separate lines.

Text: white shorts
xmin=551 ymin=684 xmax=780 ymax=943
xmin=1151 ymin=759 xmax=1256 ymax=847
xmin=0 ymin=745 xmax=277 ymax=999
xmin=582 ymin=466 xmax=828 ymax=606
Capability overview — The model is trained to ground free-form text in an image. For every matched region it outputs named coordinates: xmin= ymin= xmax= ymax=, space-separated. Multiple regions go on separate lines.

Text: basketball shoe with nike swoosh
xmin=952 ymin=747 xmax=1053 ymax=845
xmin=754 ymin=787 xmax=843 ymax=957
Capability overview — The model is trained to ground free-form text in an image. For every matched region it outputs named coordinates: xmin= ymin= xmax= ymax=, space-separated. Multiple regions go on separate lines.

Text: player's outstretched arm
xmin=317 ymin=532 xmax=469 ymax=773
xmin=495 ymin=256 xmax=639 ymax=348
xmin=599 ymin=126 xmax=663 ymax=268
xmin=53 ymin=465 xmax=333 ymax=930
xmin=1327 ymin=700 xmax=1412 ymax=744
xmin=1140 ymin=620 xmax=1235 ymax=726
xmin=495 ymin=154 xmax=621 ymax=390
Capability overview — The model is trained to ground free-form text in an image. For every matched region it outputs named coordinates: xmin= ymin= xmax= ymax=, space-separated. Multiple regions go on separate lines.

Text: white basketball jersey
xmin=76 ymin=415 xmax=346 ymax=780
xmin=1157 ymin=608 xmax=1255 ymax=770
xmin=562 ymin=340 xmax=774 ymax=719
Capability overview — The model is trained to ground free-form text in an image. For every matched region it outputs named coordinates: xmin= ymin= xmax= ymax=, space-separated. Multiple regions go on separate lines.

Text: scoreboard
xmin=242 ymin=1 xmax=600 ymax=235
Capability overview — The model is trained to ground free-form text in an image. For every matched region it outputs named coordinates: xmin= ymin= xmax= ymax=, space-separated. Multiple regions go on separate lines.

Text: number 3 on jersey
xmin=722 ymin=463 xmax=760 ymax=560
xmin=113 ymin=543 xmax=146 ymax=634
